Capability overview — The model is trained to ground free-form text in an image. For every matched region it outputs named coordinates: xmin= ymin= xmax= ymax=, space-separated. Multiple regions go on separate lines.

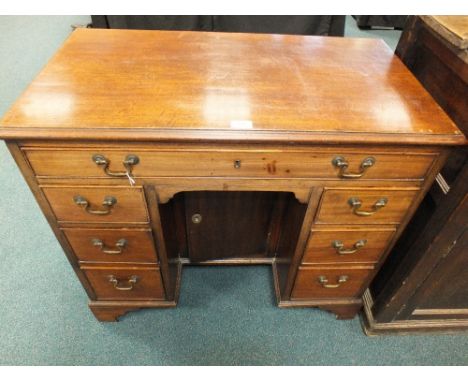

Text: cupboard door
xmin=184 ymin=191 xmax=281 ymax=262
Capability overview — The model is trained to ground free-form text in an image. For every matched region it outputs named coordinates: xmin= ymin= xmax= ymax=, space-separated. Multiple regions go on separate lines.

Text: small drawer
xmin=82 ymin=265 xmax=165 ymax=300
xmin=302 ymin=228 xmax=396 ymax=264
xmin=62 ymin=227 xmax=158 ymax=263
xmin=315 ymin=189 xmax=419 ymax=225
xmin=291 ymin=265 xmax=374 ymax=299
xmin=23 ymin=147 xmax=435 ymax=180
xmin=42 ymin=186 xmax=149 ymax=224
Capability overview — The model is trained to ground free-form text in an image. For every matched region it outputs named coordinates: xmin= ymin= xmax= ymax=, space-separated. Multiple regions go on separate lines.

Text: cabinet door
xmin=184 ymin=191 xmax=282 ymax=262
xmin=407 ymin=228 xmax=468 ymax=320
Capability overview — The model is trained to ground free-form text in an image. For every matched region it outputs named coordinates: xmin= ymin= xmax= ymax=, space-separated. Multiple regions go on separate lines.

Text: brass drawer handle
xmin=332 ymin=239 xmax=367 ymax=255
xmin=108 ymin=275 xmax=139 ymax=291
xmin=348 ymin=197 xmax=387 ymax=216
xmin=332 ymin=156 xmax=375 ymax=178
xmin=91 ymin=238 xmax=127 ymax=254
xmin=73 ymin=195 xmax=117 ymax=215
xmin=92 ymin=154 xmax=139 ymax=178
xmin=318 ymin=275 xmax=349 ymax=288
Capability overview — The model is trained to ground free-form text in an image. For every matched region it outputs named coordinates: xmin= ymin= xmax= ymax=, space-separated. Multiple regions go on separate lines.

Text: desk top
xmin=0 ymin=28 xmax=463 ymax=145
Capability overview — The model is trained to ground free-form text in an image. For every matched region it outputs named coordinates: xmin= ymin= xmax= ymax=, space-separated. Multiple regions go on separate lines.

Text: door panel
xmin=184 ymin=191 xmax=284 ymax=262
xmin=409 ymin=229 xmax=468 ymax=319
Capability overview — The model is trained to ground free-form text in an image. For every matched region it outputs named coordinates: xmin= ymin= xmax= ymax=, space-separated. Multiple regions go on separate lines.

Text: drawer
xmin=23 ymin=147 xmax=435 ymax=180
xmin=302 ymin=228 xmax=396 ymax=264
xmin=62 ymin=228 xmax=158 ymax=263
xmin=82 ymin=265 xmax=165 ymax=300
xmin=42 ymin=186 xmax=149 ymax=224
xmin=316 ymin=189 xmax=419 ymax=225
xmin=291 ymin=265 xmax=374 ymax=299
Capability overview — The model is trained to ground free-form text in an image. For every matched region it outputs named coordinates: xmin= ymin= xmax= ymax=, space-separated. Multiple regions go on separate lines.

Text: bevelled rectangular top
xmin=0 ymin=28 xmax=464 ymax=145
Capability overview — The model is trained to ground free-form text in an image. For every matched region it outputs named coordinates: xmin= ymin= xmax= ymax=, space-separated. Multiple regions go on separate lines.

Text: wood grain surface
xmin=302 ymin=227 xmax=396 ymax=264
xmin=291 ymin=265 xmax=374 ymax=299
xmin=0 ymin=28 xmax=463 ymax=145
xmin=82 ymin=265 xmax=165 ymax=300
xmin=23 ymin=146 xmax=437 ymax=180
xmin=62 ymin=227 xmax=158 ymax=263
xmin=315 ymin=188 xmax=420 ymax=225
xmin=41 ymin=186 xmax=149 ymax=224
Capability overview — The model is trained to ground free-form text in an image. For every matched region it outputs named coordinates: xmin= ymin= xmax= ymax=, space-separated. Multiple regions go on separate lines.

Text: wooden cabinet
xmin=0 ymin=28 xmax=464 ymax=322
xmin=362 ymin=16 xmax=468 ymax=334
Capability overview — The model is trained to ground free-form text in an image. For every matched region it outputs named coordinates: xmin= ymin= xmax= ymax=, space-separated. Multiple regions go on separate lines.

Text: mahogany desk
xmin=0 ymin=29 xmax=464 ymax=322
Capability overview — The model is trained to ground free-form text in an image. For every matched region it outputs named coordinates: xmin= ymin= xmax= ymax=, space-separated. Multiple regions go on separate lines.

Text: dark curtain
xmin=352 ymin=16 xmax=408 ymax=30
xmin=91 ymin=15 xmax=346 ymax=36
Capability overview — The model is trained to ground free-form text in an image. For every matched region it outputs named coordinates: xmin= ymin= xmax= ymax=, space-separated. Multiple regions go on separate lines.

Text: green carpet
xmin=0 ymin=16 xmax=467 ymax=366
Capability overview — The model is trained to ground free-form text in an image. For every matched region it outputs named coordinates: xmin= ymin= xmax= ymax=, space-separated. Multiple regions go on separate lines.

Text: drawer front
xmin=302 ymin=228 xmax=396 ymax=264
xmin=24 ymin=148 xmax=435 ymax=180
xmin=83 ymin=266 xmax=165 ymax=300
xmin=291 ymin=265 xmax=374 ymax=299
xmin=42 ymin=186 xmax=149 ymax=224
xmin=63 ymin=228 xmax=158 ymax=263
xmin=316 ymin=189 xmax=419 ymax=225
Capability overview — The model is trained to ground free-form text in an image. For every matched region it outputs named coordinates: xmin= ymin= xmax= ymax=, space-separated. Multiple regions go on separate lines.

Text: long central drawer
xmin=23 ymin=147 xmax=436 ymax=180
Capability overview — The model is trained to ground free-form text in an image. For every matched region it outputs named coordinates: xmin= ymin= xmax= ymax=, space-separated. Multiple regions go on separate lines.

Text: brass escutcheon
xmin=191 ymin=213 xmax=202 ymax=224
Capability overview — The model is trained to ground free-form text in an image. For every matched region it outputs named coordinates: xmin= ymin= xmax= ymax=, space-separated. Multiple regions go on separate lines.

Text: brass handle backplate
xmin=108 ymin=275 xmax=139 ymax=291
xmin=92 ymin=238 xmax=127 ymax=254
xmin=332 ymin=156 xmax=375 ymax=178
xmin=73 ymin=195 xmax=117 ymax=215
xmin=318 ymin=275 xmax=349 ymax=288
xmin=92 ymin=154 xmax=139 ymax=178
xmin=348 ymin=197 xmax=387 ymax=216
xmin=332 ymin=239 xmax=367 ymax=255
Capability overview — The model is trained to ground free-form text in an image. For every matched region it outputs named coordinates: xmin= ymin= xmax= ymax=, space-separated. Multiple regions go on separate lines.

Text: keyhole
xmin=234 ymin=160 xmax=241 ymax=169
xmin=192 ymin=213 xmax=202 ymax=224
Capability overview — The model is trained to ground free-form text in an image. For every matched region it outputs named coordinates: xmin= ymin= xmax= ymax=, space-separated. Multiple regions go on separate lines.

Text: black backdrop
xmin=91 ymin=15 xmax=346 ymax=36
